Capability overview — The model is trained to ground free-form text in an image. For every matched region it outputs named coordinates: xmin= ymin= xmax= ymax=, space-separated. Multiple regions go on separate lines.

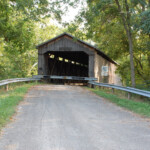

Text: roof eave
xmin=36 ymin=32 xmax=118 ymax=65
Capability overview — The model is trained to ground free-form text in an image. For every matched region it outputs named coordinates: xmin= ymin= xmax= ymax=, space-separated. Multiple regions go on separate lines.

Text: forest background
xmin=0 ymin=0 xmax=150 ymax=89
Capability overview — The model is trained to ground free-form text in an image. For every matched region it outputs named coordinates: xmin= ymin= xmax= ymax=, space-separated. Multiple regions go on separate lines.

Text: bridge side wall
xmin=94 ymin=54 xmax=121 ymax=85
xmin=38 ymin=36 xmax=121 ymax=84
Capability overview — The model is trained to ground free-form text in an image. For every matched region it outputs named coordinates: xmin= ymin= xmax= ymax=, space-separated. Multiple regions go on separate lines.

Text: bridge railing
xmin=0 ymin=78 xmax=41 ymax=91
xmin=88 ymin=81 xmax=150 ymax=99
xmin=0 ymin=76 xmax=97 ymax=90
xmin=2 ymin=77 xmax=149 ymax=99
xmin=33 ymin=75 xmax=97 ymax=81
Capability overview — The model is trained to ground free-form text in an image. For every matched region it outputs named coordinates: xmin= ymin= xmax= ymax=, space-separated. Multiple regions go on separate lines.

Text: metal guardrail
xmin=1 ymin=77 xmax=149 ymax=98
xmin=0 ymin=78 xmax=41 ymax=87
xmin=88 ymin=81 xmax=150 ymax=98
xmin=33 ymin=75 xmax=97 ymax=81
xmin=0 ymin=75 xmax=97 ymax=88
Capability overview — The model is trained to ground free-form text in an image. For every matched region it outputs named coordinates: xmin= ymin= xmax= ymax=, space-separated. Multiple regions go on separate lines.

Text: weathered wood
xmin=41 ymin=37 xmax=94 ymax=55
xmin=89 ymin=55 xmax=95 ymax=77
xmin=128 ymin=92 xmax=131 ymax=99
xmin=38 ymin=50 xmax=43 ymax=75
xmin=44 ymin=54 xmax=49 ymax=75
xmin=112 ymin=88 xmax=114 ymax=94
xmin=5 ymin=84 xmax=8 ymax=91
xmin=37 ymin=33 xmax=119 ymax=85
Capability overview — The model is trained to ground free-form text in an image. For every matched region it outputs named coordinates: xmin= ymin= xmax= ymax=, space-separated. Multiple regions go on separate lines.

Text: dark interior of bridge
xmin=45 ymin=51 xmax=89 ymax=77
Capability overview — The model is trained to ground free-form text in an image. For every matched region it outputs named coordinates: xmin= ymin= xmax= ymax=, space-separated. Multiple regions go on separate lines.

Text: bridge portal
xmin=36 ymin=33 xmax=119 ymax=84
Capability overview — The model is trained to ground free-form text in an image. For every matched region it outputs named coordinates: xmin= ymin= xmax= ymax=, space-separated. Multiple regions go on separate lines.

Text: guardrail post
xmin=99 ymin=86 xmax=101 ymax=90
xmin=91 ymin=84 xmax=94 ymax=88
xmin=5 ymin=84 xmax=9 ymax=91
xmin=128 ymin=92 xmax=131 ymax=99
xmin=112 ymin=88 xmax=114 ymax=94
xmin=88 ymin=83 xmax=91 ymax=88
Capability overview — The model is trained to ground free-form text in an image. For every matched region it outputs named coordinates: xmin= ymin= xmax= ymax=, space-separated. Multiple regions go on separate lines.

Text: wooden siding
xmin=38 ymin=37 xmax=95 ymax=77
xmin=37 ymin=33 xmax=121 ymax=84
xmin=94 ymin=54 xmax=121 ymax=84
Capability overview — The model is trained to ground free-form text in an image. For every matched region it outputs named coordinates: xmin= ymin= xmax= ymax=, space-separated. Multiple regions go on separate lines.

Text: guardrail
xmin=0 ymin=76 xmax=97 ymax=90
xmin=88 ymin=81 xmax=150 ymax=99
xmin=1 ymin=77 xmax=149 ymax=98
xmin=33 ymin=75 xmax=97 ymax=81
xmin=0 ymin=78 xmax=41 ymax=91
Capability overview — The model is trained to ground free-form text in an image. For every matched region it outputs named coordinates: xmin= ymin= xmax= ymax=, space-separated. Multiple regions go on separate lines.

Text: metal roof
xmin=36 ymin=32 xmax=117 ymax=65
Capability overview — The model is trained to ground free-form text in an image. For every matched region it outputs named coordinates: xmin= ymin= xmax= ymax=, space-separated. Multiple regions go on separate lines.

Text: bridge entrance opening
xmin=45 ymin=51 xmax=89 ymax=77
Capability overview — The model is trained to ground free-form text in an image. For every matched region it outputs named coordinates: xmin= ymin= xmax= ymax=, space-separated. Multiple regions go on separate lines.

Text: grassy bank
xmin=88 ymin=87 xmax=150 ymax=118
xmin=0 ymin=82 xmax=38 ymax=130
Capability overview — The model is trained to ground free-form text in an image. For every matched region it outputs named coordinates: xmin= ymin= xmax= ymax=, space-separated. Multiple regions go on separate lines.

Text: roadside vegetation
xmin=88 ymin=87 xmax=150 ymax=118
xmin=66 ymin=0 xmax=150 ymax=88
xmin=0 ymin=1 xmax=150 ymax=89
xmin=0 ymin=82 xmax=38 ymax=130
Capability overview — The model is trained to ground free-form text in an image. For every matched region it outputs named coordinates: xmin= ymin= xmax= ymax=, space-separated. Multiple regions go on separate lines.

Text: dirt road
xmin=0 ymin=85 xmax=150 ymax=150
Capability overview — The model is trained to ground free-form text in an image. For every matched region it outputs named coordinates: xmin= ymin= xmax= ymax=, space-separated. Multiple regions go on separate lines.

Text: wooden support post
xmin=89 ymin=84 xmax=92 ymax=88
xmin=91 ymin=84 xmax=94 ymax=88
xmin=112 ymin=88 xmax=114 ymax=94
xmin=128 ymin=92 xmax=131 ymax=99
xmin=68 ymin=80 xmax=70 ymax=85
xmin=88 ymin=83 xmax=91 ymax=88
xmin=89 ymin=55 xmax=94 ymax=77
xmin=5 ymin=84 xmax=9 ymax=91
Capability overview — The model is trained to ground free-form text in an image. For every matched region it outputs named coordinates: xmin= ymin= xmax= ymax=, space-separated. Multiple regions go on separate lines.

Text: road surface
xmin=0 ymin=85 xmax=150 ymax=150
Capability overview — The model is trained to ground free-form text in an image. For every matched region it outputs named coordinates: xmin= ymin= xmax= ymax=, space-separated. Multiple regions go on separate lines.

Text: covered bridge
xmin=36 ymin=33 xmax=120 ymax=84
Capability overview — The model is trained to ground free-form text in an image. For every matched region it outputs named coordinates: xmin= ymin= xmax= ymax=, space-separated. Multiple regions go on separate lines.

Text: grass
xmin=0 ymin=82 xmax=38 ymax=130
xmin=88 ymin=87 xmax=150 ymax=118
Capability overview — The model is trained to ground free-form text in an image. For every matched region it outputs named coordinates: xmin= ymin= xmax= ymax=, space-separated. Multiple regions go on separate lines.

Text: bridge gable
xmin=38 ymin=35 xmax=95 ymax=55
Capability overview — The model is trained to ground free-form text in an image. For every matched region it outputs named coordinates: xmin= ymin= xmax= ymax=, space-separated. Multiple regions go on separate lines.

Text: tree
xmin=114 ymin=0 xmax=135 ymax=87
xmin=0 ymin=0 xmax=68 ymax=79
xmin=68 ymin=0 xmax=150 ymax=87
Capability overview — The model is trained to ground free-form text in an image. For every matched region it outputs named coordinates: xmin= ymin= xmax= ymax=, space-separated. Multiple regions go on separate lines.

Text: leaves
xmin=65 ymin=0 xmax=150 ymax=87
xmin=0 ymin=0 xmax=65 ymax=79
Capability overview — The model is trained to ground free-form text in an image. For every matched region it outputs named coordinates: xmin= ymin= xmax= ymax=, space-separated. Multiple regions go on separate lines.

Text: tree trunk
xmin=127 ymin=31 xmax=135 ymax=87
xmin=115 ymin=0 xmax=135 ymax=87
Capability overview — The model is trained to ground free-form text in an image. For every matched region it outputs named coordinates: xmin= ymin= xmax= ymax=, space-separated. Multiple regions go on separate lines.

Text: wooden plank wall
xmin=37 ymin=35 xmax=121 ymax=84
xmin=94 ymin=54 xmax=121 ymax=85
xmin=38 ymin=37 xmax=95 ymax=77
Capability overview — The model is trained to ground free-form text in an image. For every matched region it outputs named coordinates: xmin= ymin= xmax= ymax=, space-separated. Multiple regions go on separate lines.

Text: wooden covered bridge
xmin=36 ymin=33 xmax=120 ymax=84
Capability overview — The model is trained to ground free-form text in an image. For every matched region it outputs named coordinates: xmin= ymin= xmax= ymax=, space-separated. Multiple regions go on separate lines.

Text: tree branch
xmin=114 ymin=0 xmax=129 ymax=34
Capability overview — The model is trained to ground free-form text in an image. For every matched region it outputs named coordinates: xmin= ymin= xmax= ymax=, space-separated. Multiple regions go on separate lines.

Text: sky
xmin=62 ymin=4 xmax=82 ymax=22
xmin=51 ymin=1 xmax=86 ymax=27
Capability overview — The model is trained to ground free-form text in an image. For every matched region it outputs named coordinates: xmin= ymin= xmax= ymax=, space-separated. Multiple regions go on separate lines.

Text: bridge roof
xmin=36 ymin=32 xmax=117 ymax=65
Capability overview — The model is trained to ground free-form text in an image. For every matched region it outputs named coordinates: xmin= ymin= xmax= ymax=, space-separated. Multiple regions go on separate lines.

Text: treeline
xmin=66 ymin=0 xmax=150 ymax=88
xmin=0 ymin=0 xmax=66 ymax=80
xmin=0 ymin=0 xmax=150 ymax=89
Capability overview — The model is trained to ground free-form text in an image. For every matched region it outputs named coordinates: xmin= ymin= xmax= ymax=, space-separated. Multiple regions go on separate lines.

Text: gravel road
xmin=0 ymin=85 xmax=150 ymax=150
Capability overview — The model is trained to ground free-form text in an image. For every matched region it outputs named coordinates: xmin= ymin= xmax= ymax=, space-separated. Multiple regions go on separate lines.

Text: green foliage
xmin=0 ymin=0 xmax=65 ymax=80
xmin=134 ymin=9 xmax=150 ymax=34
xmin=64 ymin=23 xmax=87 ymax=40
xmin=0 ymin=0 xmax=149 ymax=88
xmin=89 ymin=87 xmax=150 ymax=117
xmin=35 ymin=18 xmax=62 ymax=44
xmin=66 ymin=0 xmax=150 ymax=88
xmin=0 ymin=82 xmax=37 ymax=129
